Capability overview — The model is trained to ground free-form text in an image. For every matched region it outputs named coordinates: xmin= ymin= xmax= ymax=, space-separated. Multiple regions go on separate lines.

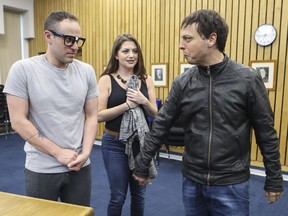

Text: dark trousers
xmin=24 ymin=164 xmax=91 ymax=206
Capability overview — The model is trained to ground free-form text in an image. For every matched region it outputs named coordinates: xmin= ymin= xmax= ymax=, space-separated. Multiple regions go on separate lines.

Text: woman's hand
xmin=126 ymin=88 xmax=148 ymax=107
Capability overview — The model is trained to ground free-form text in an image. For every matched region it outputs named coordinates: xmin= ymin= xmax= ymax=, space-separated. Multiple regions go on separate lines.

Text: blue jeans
xmin=182 ymin=177 xmax=249 ymax=216
xmin=101 ymin=132 xmax=146 ymax=216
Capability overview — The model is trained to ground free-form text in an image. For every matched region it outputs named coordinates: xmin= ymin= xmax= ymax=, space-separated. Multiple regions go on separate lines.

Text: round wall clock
xmin=254 ymin=24 xmax=277 ymax=46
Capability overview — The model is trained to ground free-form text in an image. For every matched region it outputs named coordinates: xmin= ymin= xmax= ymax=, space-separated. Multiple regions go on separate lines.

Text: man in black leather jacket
xmin=133 ymin=9 xmax=283 ymax=216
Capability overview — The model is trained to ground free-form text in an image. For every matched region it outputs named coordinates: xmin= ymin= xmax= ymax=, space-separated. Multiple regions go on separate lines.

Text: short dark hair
xmin=101 ymin=33 xmax=147 ymax=80
xmin=44 ymin=11 xmax=78 ymax=31
xmin=181 ymin=10 xmax=228 ymax=52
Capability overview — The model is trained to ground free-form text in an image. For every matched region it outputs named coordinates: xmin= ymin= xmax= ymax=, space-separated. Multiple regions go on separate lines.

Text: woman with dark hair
xmin=97 ymin=33 xmax=157 ymax=216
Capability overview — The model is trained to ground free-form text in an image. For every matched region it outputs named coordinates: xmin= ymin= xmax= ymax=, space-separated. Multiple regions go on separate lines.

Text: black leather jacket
xmin=134 ymin=56 xmax=283 ymax=192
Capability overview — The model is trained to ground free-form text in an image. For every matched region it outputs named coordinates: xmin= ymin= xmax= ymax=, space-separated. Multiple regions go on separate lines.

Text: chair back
xmin=0 ymin=84 xmax=12 ymax=138
xmin=164 ymin=117 xmax=185 ymax=147
xmin=0 ymin=85 xmax=6 ymax=119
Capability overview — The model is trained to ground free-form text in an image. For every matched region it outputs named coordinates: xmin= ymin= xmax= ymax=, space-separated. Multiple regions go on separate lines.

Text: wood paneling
xmin=30 ymin=0 xmax=288 ymax=171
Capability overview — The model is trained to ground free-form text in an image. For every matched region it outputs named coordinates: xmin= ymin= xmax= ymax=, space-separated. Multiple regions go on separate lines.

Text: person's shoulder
xmin=99 ymin=73 xmax=111 ymax=82
xmin=98 ymin=74 xmax=112 ymax=89
xmin=169 ymin=65 xmax=197 ymax=90
xmin=228 ymin=60 xmax=255 ymax=76
xmin=145 ymin=74 xmax=153 ymax=83
xmin=144 ymin=74 xmax=154 ymax=87
xmin=178 ymin=65 xmax=197 ymax=82
xmin=227 ymin=60 xmax=259 ymax=87
xmin=10 ymin=55 xmax=42 ymax=70
xmin=181 ymin=65 xmax=197 ymax=75
xmin=71 ymin=59 xmax=96 ymax=75
xmin=72 ymin=59 xmax=94 ymax=69
xmin=72 ymin=58 xmax=87 ymax=65
xmin=14 ymin=55 xmax=39 ymax=64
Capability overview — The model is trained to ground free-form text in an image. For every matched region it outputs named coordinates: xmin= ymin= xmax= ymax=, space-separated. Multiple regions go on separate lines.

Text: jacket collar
xmin=197 ymin=54 xmax=229 ymax=77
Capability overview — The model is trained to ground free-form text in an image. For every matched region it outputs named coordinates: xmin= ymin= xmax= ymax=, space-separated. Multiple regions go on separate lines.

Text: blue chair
xmin=146 ymin=98 xmax=162 ymax=128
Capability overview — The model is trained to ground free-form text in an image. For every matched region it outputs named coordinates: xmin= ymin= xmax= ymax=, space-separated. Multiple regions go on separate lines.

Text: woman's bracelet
xmin=126 ymin=102 xmax=130 ymax=109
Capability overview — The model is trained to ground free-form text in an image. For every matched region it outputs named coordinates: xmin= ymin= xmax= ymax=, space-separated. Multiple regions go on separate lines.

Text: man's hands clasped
xmin=54 ymin=148 xmax=88 ymax=171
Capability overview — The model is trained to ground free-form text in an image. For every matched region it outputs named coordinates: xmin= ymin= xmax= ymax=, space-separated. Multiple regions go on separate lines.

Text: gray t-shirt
xmin=4 ymin=55 xmax=98 ymax=173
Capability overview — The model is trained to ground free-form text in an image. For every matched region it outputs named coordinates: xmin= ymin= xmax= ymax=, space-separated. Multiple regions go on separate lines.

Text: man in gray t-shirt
xmin=3 ymin=11 xmax=98 ymax=207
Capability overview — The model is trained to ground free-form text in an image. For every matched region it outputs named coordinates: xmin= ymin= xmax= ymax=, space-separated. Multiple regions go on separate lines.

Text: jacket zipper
xmin=207 ymin=66 xmax=212 ymax=185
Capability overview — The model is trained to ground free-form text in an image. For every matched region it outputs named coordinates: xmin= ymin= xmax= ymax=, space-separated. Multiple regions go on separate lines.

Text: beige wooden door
xmin=0 ymin=11 xmax=22 ymax=85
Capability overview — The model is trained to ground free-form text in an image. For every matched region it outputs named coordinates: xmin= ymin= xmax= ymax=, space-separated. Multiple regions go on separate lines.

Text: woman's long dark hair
xmin=101 ymin=33 xmax=147 ymax=81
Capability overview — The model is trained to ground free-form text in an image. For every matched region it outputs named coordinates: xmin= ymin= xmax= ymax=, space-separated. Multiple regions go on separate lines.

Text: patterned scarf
xmin=119 ymin=75 xmax=157 ymax=178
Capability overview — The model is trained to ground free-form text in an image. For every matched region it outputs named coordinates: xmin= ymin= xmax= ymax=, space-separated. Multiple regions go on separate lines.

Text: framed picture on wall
xmin=180 ymin=63 xmax=195 ymax=74
xmin=151 ymin=63 xmax=168 ymax=87
xmin=249 ymin=60 xmax=277 ymax=90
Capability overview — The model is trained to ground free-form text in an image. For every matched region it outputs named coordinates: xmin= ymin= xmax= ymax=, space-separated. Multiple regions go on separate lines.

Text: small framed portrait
xmin=180 ymin=63 xmax=195 ymax=74
xmin=151 ymin=63 xmax=168 ymax=87
xmin=249 ymin=60 xmax=277 ymax=90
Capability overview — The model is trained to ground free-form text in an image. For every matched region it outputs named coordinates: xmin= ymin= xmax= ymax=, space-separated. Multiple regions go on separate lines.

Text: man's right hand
xmin=54 ymin=148 xmax=78 ymax=166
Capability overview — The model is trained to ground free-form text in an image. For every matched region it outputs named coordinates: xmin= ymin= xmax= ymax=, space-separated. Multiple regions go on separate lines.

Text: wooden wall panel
xmin=276 ymin=0 xmax=288 ymax=166
xmin=31 ymin=0 xmax=288 ymax=171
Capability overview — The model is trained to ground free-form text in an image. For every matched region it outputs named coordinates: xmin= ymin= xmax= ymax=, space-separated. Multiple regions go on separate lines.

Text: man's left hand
xmin=265 ymin=191 xmax=283 ymax=204
xmin=67 ymin=154 xmax=88 ymax=171
xmin=133 ymin=174 xmax=152 ymax=186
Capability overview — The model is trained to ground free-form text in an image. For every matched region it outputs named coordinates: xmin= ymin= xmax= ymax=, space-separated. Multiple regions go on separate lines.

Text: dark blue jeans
xmin=101 ymin=132 xmax=146 ymax=216
xmin=182 ymin=177 xmax=249 ymax=216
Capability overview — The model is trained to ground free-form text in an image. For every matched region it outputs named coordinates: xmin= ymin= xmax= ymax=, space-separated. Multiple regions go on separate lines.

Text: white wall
xmin=0 ymin=0 xmax=34 ymax=59
xmin=0 ymin=0 xmax=34 ymax=38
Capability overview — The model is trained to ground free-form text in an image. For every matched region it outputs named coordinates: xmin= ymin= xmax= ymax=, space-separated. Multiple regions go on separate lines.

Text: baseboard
xmin=0 ymin=131 xmax=17 ymax=136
